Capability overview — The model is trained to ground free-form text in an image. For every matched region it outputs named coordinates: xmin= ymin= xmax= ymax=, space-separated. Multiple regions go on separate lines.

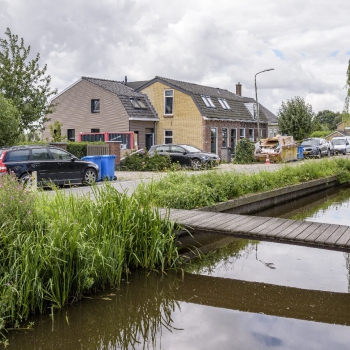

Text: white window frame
xmin=230 ymin=128 xmax=237 ymax=151
xmin=164 ymin=130 xmax=173 ymax=144
xmin=248 ymin=128 xmax=254 ymax=142
xmin=211 ymin=127 xmax=218 ymax=153
xmin=222 ymin=128 xmax=228 ymax=147
xmin=164 ymin=90 xmax=174 ymax=115
xmin=201 ymin=95 xmax=216 ymax=108
xmin=240 ymin=128 xmax=245 ymax=139
xmin=218 ymin=98 xmax=231 ymax=109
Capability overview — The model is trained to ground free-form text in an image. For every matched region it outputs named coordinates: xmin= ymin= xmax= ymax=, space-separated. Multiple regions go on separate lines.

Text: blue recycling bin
xmin=101 ymin=155 xmax=116 ymax=180
xmin=81 ymin=156 xmax=102 ymax=181
xmin=297 ymin=146 xmax=304 ymax=160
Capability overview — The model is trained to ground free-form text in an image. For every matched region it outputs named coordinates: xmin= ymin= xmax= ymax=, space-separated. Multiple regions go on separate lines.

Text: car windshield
xmin=332 ymin=139 xmax=346 ymax=145
xmin=301 ymin=139 xmax=320 ymax=146
xmin=180 ymin=145 xmax=203 ymax=153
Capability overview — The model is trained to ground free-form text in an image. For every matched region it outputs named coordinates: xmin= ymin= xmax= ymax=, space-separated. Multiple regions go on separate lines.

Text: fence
xmin=87 ymin=144 xmax=110 ymax=156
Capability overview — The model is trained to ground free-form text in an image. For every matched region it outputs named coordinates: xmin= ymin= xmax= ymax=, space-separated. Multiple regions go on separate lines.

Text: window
xmin=7 ymin=149 xmax=30 ymax=162
xmin=274 ymin=129 xmax=277 ymax=137
xmin=91 ymin=99 xmax=100 ymax=113
xmin=222 ymin=128 xmax=228 ymax=147
xmin=67 ymin=129 xmax=75 ymax=142
xmin=164 ymin=90 xmax=173 ymax=115
xmin=130 ymin=98 xmax=147 ymax=109
xmin=240 ymin=128 xmax=245 ymax=139
xmin=218 ymin=98 xmax=231 ymax=109
xmin=91 ymin=129 xmax=100 ymax=133
xmin=164 ymin=130 xmax=173 ymax=144
xmin=230 ymin=129 xmax=237 ymax=152
xmin=32 ymin=148 xmax=50 ymax=160
xmin=248 ymin=129 xmax=254 ymax=142
xmin=211 ymin=128 xmax=217 ymax=153
xmin=201 ymin=96 xmax=216 ymax=108
xmin=50 ymin=148 xmax=72 ymax=160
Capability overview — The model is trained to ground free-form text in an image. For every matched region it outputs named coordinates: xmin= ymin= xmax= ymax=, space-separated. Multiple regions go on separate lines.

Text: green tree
xmin=0 ymin=28 xmax=57 ymax=133
xmin=342 ymin=59 xmax=350 ymax=126
xmin=0 ymin=93 xmax=20 ymax=147
xmin=277 ymin=96 xmax=313 ymax=141
xmin=48 ymin=120 xmax=66 ymax=142
xmin=313 ymin=110 xmax=341 ymax=131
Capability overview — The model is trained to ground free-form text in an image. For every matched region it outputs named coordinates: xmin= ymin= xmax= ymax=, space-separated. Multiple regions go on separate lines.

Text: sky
xmin=0 ymin=0 xmax=349 ymax=115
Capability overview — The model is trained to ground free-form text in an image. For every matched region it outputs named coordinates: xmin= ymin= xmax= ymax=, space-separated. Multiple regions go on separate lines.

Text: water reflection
xmin=6 ymin=270 xmax=350 ymax=349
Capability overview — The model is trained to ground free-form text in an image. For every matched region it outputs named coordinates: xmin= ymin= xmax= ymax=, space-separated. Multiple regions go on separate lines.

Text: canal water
xmin=5 ymin=187 xmax=350 ymax=349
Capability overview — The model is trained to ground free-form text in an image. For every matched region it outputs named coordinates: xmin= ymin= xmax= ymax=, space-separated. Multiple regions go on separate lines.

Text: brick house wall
xmin=140 ymin=82 xmax=203 ymax=149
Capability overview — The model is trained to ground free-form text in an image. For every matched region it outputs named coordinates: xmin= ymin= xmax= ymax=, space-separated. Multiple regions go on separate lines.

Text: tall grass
xmin=135 ymin=158 xmax=350 ymax=209
xmin=0 ymin=179 xmax=179 ymax=334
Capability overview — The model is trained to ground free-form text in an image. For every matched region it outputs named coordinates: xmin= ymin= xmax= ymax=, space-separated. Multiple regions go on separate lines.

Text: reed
xmin=0 ymin=178 xmax=180 ymax=334
xmin=136 ymin=158 xmax=350 ymax=209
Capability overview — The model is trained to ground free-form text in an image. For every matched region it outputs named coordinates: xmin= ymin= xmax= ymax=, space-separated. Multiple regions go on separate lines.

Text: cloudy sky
xmin=1 ymin=0 xmax=349 ymax=114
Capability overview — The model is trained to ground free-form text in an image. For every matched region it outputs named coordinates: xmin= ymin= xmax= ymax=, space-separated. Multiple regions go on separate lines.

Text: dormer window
xmin=201 ymin=96 xmax=215 ymax=108
xmin=218 ymin=98 xmax=231 ymax=109
xmin=130 ymin=98 xmax=147 ymax=109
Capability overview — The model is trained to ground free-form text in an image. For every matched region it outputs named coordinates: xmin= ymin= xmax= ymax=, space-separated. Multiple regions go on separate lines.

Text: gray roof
xmin=82 ymin=77 xmax=158 ymax=120
xmin=136 ymin=76 xmax=275 ymax=123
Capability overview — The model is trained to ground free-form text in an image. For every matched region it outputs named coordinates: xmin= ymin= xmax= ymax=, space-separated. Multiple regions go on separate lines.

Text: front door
xmin=145 ymin=133 xmax=154 ymax=151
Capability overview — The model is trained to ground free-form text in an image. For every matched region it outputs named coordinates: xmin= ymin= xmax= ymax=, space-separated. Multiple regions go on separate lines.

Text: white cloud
xmin=0 ymin=0 xmax=349 ymax=114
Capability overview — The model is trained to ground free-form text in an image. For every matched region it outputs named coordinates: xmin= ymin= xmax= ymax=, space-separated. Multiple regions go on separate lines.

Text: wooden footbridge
xmin=159 ymin=209 xmax=350 ymax=252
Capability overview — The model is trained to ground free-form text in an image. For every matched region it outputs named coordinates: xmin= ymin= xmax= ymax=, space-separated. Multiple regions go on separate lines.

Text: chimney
xmin=236 ymin=82 xmax=242 ymax=96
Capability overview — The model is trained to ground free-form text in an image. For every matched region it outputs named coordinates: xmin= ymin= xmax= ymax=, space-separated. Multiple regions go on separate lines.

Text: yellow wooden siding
xmin=141 ymin=82 xmax=203 ymax=148
xmin=42 ymin=80 xmax=129 ymax=141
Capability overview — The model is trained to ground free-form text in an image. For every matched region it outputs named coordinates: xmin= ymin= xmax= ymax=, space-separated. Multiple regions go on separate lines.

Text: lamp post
xmin=255 ymin=68 xmax=274 ymax=140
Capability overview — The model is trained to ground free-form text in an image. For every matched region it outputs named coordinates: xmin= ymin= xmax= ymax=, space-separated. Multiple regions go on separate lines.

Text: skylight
xmin=130 ymin=98 xmax=147 ymax=109
xmin=218 ymin=98 xmax=231 ymax=109
xmin=201 ymin=95 xmax=216 ymax=108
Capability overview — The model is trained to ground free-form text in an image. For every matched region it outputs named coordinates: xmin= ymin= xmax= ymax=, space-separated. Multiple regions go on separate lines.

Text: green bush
xmin=233 ymin=139 xmax=256 ymax=164
xmin=309 ymin=130 xmax=333 ymax=138
xmin=121 ymin=152 xmax=173 ymax=171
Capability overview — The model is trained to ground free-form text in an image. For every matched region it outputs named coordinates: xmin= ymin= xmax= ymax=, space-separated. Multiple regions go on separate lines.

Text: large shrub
xmin=121 ymin=151 xmax=173 ymax=171
xmin=233 ymin=139 xmax=256 ymax=164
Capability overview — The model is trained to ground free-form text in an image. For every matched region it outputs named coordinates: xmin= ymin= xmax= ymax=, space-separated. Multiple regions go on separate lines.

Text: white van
xmin=331 ymin=137 xmax=350 ymax=155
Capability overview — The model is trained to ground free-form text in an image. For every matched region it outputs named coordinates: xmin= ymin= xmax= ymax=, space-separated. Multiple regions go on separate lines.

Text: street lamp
xmin=255 ymin=68 xmax=274 ymax=140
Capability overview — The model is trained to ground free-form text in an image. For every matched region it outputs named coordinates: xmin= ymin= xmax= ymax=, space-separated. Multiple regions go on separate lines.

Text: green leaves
xmin=277 ymin=96 xmax=314 ymax=141
xmin=0 ymin=28 xmax=57 ymax=134
xmin=0 ymin=93 xmax=20 ymax=147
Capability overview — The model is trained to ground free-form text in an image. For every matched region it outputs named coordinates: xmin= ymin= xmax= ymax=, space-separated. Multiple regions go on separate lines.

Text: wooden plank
xmin=171 ymin=211 xmax=212 ymax=223
xmin=231 ymin=216 xmax=272 ymax=233
xmin=325 ymin=226 xmax=350 ymax=245
xmin=274 ymin=220 xmax=308 ymax=238
xmin=198 ymin=213 xmax=245 ymax=231
xmin=294 ymin=223 xmax=323 ymax=241
xmin=169 ymin=210 xmax=204 ymax=221
xmin=315 ymin=224 xmax=343 ymax=244
xmin=254 ymin=218 xmax=293 ymax=237
xmin=265 ymin=219 xmax=299 ymax=237
xmin=335 ymin=228 xmax=350 ymax=247
xmin=303 ymin=223 xmax=335 ymax=242
xmin=220 ymin=215 xmax=256 ymax=233
xmin=283 ymin=222 xmax=314 ymax=239
xmin=249 ymin=217 xmax=283 ymax=234
xmin=186 ymin=213 xmax=235 ymax=231
xmin=212 ymin=214 xmax=254 ymax=231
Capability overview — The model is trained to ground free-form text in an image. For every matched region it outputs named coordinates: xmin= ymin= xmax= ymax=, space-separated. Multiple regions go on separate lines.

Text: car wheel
xmin=83 ymin=168 xmax=97 ymax=185
xmin=20 ymin=173 xmax=34 ymax=188
xmin=191 ymin=158 xmax=201 ymax=170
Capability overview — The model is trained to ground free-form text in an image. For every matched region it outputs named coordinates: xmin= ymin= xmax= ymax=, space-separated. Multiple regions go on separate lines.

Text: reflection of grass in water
xmin=184 ymin=238 xmax=258 ymax=275
xmin=74 ymin=271 xmax=182 ymax=350
xmin=290 ymin=187 xmax=350 ymax=221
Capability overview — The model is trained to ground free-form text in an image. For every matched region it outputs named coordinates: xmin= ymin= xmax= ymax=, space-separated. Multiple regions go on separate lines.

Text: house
xmin=42 ymin=77 xmax=159 ymax=150
xmin=134 ymin=76 xmax=275 ymax=158
xmin=325 ymin=121 xmax=350 ymax=140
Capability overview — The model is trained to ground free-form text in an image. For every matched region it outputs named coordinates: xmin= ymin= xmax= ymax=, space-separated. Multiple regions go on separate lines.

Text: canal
xmin=5 ymin=187 xmax=350 ymax=349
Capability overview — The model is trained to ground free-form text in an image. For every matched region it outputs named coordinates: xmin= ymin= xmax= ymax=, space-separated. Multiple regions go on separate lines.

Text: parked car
xmin=0 ymin=145 xmax=99 ymax=186
xmin=148 ymin=144 xmax=220 ymax=170
xmin=331 ymin=137 xmax=350 ymax=155
xmin=300 ymin=138 xmax=332 ymax=158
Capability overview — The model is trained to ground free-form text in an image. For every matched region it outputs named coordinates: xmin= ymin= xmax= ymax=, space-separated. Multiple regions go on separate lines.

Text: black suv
xmin=0 ymin=145 xmax=99 ymax=186
xmin=148 ymin=144 xmax=220 ymax=170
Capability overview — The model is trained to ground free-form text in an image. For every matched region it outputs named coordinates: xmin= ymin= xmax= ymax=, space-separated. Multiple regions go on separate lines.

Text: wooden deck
xmin=159 ymin=209 xmax=350 ymax=251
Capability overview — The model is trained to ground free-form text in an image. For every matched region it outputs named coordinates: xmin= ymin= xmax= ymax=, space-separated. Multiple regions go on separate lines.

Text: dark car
xmin=0 ymin=145 xmax=99 ymax=186
xmin=300 ymin=138 xmax=332 ymax=158
xmin=148 ymin=144 xmax=220 ymax=170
